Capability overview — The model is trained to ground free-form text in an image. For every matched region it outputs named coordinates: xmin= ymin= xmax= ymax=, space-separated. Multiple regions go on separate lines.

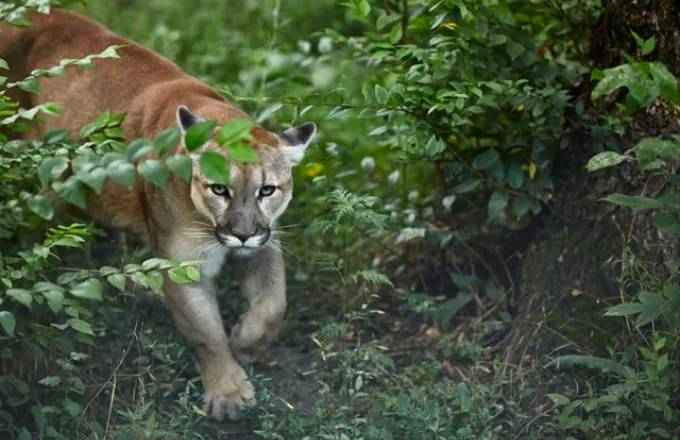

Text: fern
xmin=318 ymin=322 xmax=347 ymax=344
xmin=312 ymin=252 xmax=344 ymax=273
xmin=351 ymin=269 xmax=393 ymax=288
xmin=307 ymin=220 xmax=339 ymax=235
xmin=327 ymin=189 xmax=387 ymax=231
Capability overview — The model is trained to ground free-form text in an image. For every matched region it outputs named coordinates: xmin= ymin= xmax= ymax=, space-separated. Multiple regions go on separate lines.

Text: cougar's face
xmin=190 ymin=149 xmax=294 ymax=249
xmin=177 ymin=106 xmax=316 ymax=251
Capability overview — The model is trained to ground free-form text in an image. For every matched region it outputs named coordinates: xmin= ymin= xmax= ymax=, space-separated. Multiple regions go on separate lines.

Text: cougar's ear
xmin=279 ymin=122 xmax=317 ymax=166
xmin=176 ymin=105 xmax=204 ymax=134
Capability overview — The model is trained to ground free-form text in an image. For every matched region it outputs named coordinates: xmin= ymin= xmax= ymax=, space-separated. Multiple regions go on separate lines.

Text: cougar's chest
xmin=167 ymin=235 xmax=228 ymax=282
xmin=199 ymin=245 xmax=228 ymax=280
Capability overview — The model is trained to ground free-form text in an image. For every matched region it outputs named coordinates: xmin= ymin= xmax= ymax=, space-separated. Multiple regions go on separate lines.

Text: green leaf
xmin=432 ymin=294 xmax=472 ymax=326
xmin=154 ymin=127 xmax=180 ymax=156
xmin=654 ymin=211 xmax=680 ymax=234
xmin=99 ymin=266 xmax=119 ymax=276
xmin=78 ymin=167 xmax=107 ymax=194
xmin=642 ymin=36 xmax=656 ymax=56
xmin=635 ymin=137 xmax=680 ymax=170
xmin=107 ymin=112 xmax=126 ymax=127
xmin=600 ymin=194 xmax=664 ymax=211
xmin=513 ymin=196 xmax=531 ymax=219
xmin=547 ymin=394 xmax=570 ymax=406
xmin=138 ymin=160 xmax=169 ymax=190
xmin=41 ymin=290 xmax=64 ymax=313
xmin=0 ymin=59 xmax=8 ymax=70
xmin=185 ymin=266 xmax=201 ymax=282
xmin=79 ymin=122 xmax=99 ymax=140
xmin=375 ymin=85 xmax=389 ymax=105
xmin=591 ymin=65 xmax=634 ymax=101
xmin=488 ymin=190 xmax=508 ymax=220
xmin=106 ymin=160 xmax=136 ymax=189
xmin=52 ymin=177 xmax=87 ymax=209
xmin=130 ymin=272 xmax=149 ymax=289
xmin=103 ymin=127 xmax=124 ymax=139
xmin=141 ymin=258 xmax=166 ymax=270
xmin=38 ymin=156 xmax=69 ymax=187
xmin=388 ymin=24 xmax=403 ymax=44
xmin=605 ymin=302 xmax=646 ymax=317
xmin=228 ymin=142 xmax=261 ymax=163
xmin=17 ymin=429 xmax=31 ymax=440
xmin=67 ymin=318 xmax=94 ymax=335
xmin=586 ymin=151 xmax=628 ymax=172
xmin=39 ymin=376 xmax=62 ymax=387
xmin=658 ymin=194 xmax=680 ymax=210
xmin=450 ymin=273 xmax=478 ymax=289
xmin=95 ymin=109 xmax=111 ymax=128
xmin=631 ymin=31 xmax=644 ymax=46
xmin=199 ymin=151 xmax=230 ymax=185
xmin=651 ymin=63 xmax=680 ymax=105
xmin=636 ymin=291 xmax=664 ymax=326
xmin=166 ymin=154 xmax=193 ymax=183
xmin=126 ymin=139 xmax=153 ymax=162
xmin=454 ymin=179 xmax=480 ymax=194
xmin=489 ymin=34 xmax=507 ymax=46
xmin=216 ymin=119 xmax=255 ymax=145
xmin=184 ymin=120 xmax=217 ymax=152
xmin=507 ymin=163 xmax=524 ymax=189
xmin=358 ymin=0 xmax=370 ymax=16
xmin=28 ymin=195 xmax=54 ymax=220
xmin=44 ymin=129 xmax=71 ymax=144
xmin=0 ymin=311 xmax=16 ymax=337
xmin=71 ymin=278 xmax=103 ymax=301
xmin=17 ymin=77 xmax=40 ymax=94
xmin=107 ymin=274 xmax=126 ymax=292
xmin=7 ymin=289 xmax=32 ymax=308
xmin=168 ymin=267 xmax=193 ymax=284
xmin=657 ymin=353 xmax=669 ymax=371
xmin=146 ymin=271 xmax=164 ymax=294
xmin=472 ymin=149 xmax=500 ymax=170
xmin=376 ymin=13 xmax=396 ymax=30
xmin=507 ymin=41 xmax=524 ymax=59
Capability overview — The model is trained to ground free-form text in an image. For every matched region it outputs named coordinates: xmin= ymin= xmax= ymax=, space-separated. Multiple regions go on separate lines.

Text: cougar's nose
xmin=225 ymin=219 xmax=256 ymax=243
xmin=231 ymin=231 xmax=254 ymax=243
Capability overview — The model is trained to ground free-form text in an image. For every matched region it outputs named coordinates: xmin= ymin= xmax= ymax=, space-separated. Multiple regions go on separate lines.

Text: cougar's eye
xmin=210 ymin=184 xmax=228 ymax=196
xmin=259 ymin=185 xmax=276 ymax=197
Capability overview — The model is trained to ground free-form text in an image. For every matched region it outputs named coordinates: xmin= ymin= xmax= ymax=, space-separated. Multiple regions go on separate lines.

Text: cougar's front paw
xmin=230 ymin=311 xmax=282 ymax=365
xmin=203 ymin=367 xmax=255 ymax=421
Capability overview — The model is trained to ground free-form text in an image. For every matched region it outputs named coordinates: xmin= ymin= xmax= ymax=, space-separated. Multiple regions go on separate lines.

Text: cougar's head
xmin=176 ymin=106 xmax=316 ymax=251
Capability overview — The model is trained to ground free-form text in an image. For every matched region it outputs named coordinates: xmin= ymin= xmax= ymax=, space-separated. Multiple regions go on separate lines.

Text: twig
xmin=495 ymin=246 xmax=516 ymax=296
xmin=105 ymin=371 xmax=116 ymax=436
xmin=575 ymin=0 xmax=592 ymax=28
xmin=83 ymin=319 xmax=138 ymax=416
xmin=433 ymin=160 xmax=447 ymax=195
xmin=399 ymin=0 xmax=408 ymax=44
xmin=257 ymin=0 xmax=282 ymax=103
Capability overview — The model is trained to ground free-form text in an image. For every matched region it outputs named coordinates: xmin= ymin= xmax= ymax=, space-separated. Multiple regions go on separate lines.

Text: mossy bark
xmin=505 ymin=1 xmax=680 ymax=366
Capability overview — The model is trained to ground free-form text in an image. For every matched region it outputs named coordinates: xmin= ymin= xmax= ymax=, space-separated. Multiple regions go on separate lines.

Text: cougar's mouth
xmin=215 ymin=229 xmax=271 ymax=249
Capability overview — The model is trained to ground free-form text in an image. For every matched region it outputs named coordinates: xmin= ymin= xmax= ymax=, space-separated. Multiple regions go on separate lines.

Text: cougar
xmin=0 ymin=9 xmax=316 ymax=420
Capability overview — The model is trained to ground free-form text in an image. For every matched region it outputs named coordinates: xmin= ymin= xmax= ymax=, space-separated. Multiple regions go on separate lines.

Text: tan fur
xmin=0 ymin=9 xmax=315 ymax=420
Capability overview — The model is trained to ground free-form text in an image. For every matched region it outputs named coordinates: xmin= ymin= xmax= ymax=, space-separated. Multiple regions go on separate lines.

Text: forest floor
xmin=54 ymin=230 xmax=549 ymax=439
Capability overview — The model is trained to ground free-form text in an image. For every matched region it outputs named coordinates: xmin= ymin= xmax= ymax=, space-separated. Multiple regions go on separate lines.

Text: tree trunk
xmin=504 ymin=1 xmax=680 ymax=369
